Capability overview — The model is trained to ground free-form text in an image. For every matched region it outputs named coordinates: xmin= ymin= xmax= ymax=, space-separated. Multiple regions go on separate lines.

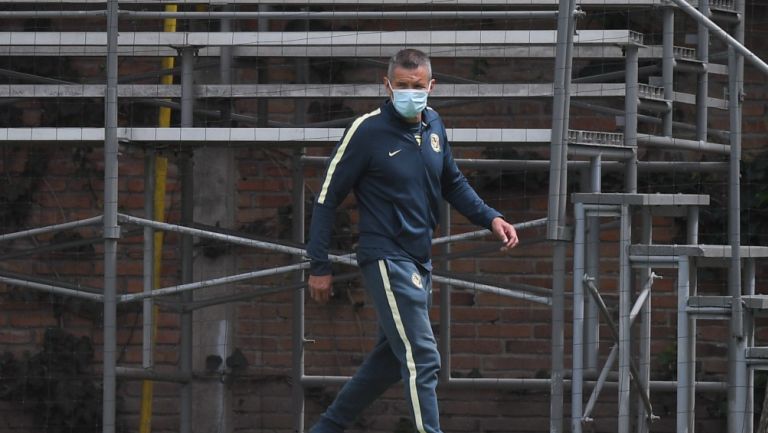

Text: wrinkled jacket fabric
xmin=308 ymin=100 xmax=502 ymax=275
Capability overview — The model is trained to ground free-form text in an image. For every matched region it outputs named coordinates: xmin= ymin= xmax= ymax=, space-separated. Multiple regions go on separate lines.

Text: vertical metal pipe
xmin=256 ymin=5 xmax=270 ymax=128
xmin=292 ymin=150 xmax=306 ymax=433
xmin=102 ymin=0 xmax=120 ymax=431
xmin=293 ymin=16 xmax=309 ymax=429
xmin=729 ymin=0 xmax=748 ymax=428
xmin=686 ymin=206 xmax=699 ymax=433
xmin=585 ymin=156 xmax=601 ymax=371
xmin=624 ymin=45 xmax=639 ymax=194
xmin=687 ymin=207 xmax=700 ymax=245
xmin=181 ymin=47 xmax=195 ymax=128
xmin=637 ymin=209 xmax=652 ymax=433
xmin=745 ymin=258 xmax=756 ymax=433
xmin=571 ymin=202 xmax=586 ymax=433
xmin=439 ymin=201 xmax=452 ymax=383
xmin=727 ymin=38 xmax=747 ymax=433
xmin=219 ymin=5 xmax=233 ymax=126
xmin=546 ymin=0 xmax=575 ymax=240
xmin=220 ymin=5 xmax=233 ymax=86
xmin=617 ymin=204 xmax=631 ymax=433
xmin=550 ymin=241 xmax=566 ymax=433
xmin=556 ymin=0 xmax=577 ymax=224
xmin=549 ymin=3 xmax=577 ymax=430
xmin=696 ymin=0 xmax=710 ymax=142
xmin=143 ymin=152 xmax=156 ymax=369
xmin=677 ymin=257 xmax=692 ymax=433
xmin=662 ymin=7 xmax=675 ymax=137
xmin=179 ymin=46 xmax=195 ymax=433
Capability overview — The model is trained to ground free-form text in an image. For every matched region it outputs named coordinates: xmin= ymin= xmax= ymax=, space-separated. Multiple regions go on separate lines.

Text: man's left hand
xmin=491 ymin=217 xmax=519 ymax=251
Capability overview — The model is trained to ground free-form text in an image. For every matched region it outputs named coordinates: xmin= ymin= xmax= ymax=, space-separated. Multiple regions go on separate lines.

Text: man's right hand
xmin=308 ymin=274 xmax=333 ymax=304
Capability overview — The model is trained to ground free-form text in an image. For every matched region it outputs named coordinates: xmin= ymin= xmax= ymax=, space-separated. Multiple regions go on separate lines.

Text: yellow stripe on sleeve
xmin=317 ymin=108 xmax=381 ymax=205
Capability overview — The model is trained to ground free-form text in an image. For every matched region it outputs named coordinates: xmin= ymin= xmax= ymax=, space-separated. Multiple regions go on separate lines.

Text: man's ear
xmin=383 ymin=76 xmax=392 ymax=97
xmin=428 ymin=78 xmax=436 ymax=93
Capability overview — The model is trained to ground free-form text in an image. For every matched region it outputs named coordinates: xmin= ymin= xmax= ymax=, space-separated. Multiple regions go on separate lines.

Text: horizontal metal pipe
xmin=115 ymin=367 xmax=191 ymax=383
xmin=118 ymin=262 xmax=312 ymax=303
xmin=685 ymin=307 xmax=730 ymax=316
xmin=637 ymin=135 xmax=730 ymax=154
xmin=3 ymin=10 xmax=107 ymax=18
xmin=582 ymin=204 xmax=621 ymax=212
xmin=0 ymin=228 xmax=142 ymax=261
xmin=123 ymin=10 xmax=559 ymax=20
xmin=573 ymin=64 xmax=659 ymax=83
xmin=567 ymin=145 xmax=635 ymax=160
xmin=628 ymin=255 xmax=681 ymax=267
xmin=0 ymin=215 xmax=102 ymax=243
xmin=571 ymin=100 xmax=730 ymax=140
xmin=433 ymin=274 xmax=551 ymax=305
xmin=432 ymin=217 xmax=547 ymax=245
xmin=178 ymin=272 xmax=360 ymax=312
xmin=301 ymin=374 xmax=727 ymax=392
xmin=0 ymin=275 xmax=103 ymax=302
xmin=303 ymin=155 xmax=727 ymax=173
xmin=118 ymin=213 xmax=313 ymax=258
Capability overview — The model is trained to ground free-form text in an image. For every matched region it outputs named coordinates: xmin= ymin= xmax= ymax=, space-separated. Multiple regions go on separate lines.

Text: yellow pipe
xmin=139 ymin=6 xmax=176 ymax=433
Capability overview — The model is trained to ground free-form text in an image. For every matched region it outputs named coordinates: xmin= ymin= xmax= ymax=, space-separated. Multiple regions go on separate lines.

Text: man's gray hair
xmin=387 ymin=48 xmax=432 ymax=80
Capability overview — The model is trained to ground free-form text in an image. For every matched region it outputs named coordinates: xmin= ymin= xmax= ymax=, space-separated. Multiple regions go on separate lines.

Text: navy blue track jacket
xmin=307 ymin=100 xmax=502 ymax=276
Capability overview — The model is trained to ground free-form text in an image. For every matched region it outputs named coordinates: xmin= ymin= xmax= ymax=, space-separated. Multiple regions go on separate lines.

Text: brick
xmin=0 ymin=329 xmax=33 ymax=344
xmin=9 ymin=311 xmax=58 ymax=328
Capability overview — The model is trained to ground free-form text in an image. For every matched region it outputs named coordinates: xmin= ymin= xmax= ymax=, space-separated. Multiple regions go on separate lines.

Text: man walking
xmin=307 ymin=48 xmax=519 ymax=433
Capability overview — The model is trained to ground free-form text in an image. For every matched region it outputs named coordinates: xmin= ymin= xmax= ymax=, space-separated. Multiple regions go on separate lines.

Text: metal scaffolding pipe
xmin=117 ymin=213 xmax=319 ymax=258
xmin=142 ymin=153 xmax=155 ymax=371
xmin=727 ymin=1 xmax=747 ymax=425
xmin=116 ymin=367 xmax=191 ymax=384
xmin=3 ymin=10 xmax=108 ymax=18
xmin=585 ymin=156 xmax=601 ymax=372
xmin=179 ymin=46 xmax=195 ymax=433
xmin=300 ymin=374 xmax=727 ymax=392
xmin=668 ymin=0 xmax=768 ymax=76
xmin=432 ymin=274 xmax=551 ymax=305
xmin=122 ymin=10 xmax=559 ymax=20
xmin=637 ymin=211 xmax=654 ymax=433
xmin=0 ymin=275 xmax=104 ymax=302
xmin=571 ymin=100 xmax=730 ymax=140
xmin=102 ymin=0 xmax=120 ymax=430
xmin=545 ymin=0 xmax=575 ymax=241
xmin=572 ymin=202 xmax=586 ymax=433
xmin=697 ymin=0 xmax=710 ymax=143
xmin=0 ymin=215 xmax=102 ymax=243
xmin=583 ymin=344 xmax=618 ymax=421
xmin=637 ymin=135 xmax=730 ymax=154
xmin=432 ymin=217 xmax=547 ymax=245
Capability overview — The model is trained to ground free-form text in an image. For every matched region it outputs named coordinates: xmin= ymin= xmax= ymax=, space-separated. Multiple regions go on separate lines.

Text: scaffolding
xmin=0 ymin=0 xmax=767 ymax=432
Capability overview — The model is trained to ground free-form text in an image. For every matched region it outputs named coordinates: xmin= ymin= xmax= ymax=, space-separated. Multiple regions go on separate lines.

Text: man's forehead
xmin=391 ymin=65 xmax=430 ymax=81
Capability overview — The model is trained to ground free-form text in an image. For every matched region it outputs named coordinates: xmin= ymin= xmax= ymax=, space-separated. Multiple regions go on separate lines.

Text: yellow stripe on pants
xmin=377 ymin=260 xmax=426 ymax=433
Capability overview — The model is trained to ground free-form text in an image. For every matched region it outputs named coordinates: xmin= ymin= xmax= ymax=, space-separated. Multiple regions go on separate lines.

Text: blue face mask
xmin=388 ymin=81 xmax=430 ymax=119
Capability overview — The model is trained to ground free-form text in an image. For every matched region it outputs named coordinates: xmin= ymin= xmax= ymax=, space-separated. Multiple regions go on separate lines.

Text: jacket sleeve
xmin=440 ymin=137 xmax=502 ymax=230
xmin=307 ymin=120 xmax=370 ymax=275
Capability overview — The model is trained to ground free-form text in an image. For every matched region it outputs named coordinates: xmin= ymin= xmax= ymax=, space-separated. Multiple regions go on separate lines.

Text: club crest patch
xmin=411 ymin=272 xmax=423 ymax=289
xmin=430 ymin=133 xmax=441 ymax=153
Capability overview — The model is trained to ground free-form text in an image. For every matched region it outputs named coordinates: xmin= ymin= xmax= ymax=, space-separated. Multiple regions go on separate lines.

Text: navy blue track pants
xmin=309 ymin=258 xmax=442 ymax=433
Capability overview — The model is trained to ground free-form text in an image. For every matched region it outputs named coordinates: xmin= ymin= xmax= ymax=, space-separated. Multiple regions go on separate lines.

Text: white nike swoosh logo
xmin=388 ymin=149 xmax=402 ymax=157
